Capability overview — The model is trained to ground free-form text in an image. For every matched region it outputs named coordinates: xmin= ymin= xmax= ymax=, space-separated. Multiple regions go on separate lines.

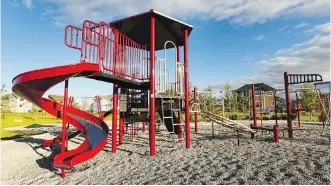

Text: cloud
xmin=254 ymin=34 xmax=264 ymax=40
xmin=295 ymin=22 xmax=310 ymax=29
xmin=212 ymin=22 xmax=330 ymax=90
xmin=305 ymin=22 xmax=330 ymax=34
xmin=240 ymin=55 xmax=252 ymax=61
xmin=40 ymin=7 xmax=55 ymax=20
xmin=43 ymin=0 xmax=330 ymax=26
xmin=23 ymin=0 xmax=34 ymax=10
xmin=278 ymin=26 xmax=289 ymax=32
xmin=10 ymin=0 xmax=19 ymax=7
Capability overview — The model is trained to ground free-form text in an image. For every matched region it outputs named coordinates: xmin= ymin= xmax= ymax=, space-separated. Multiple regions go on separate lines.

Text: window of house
xmin=272 ymin=101 xmax=275 ymax=106
xmin=255 ymin=90 xmax=261 ymax=96
xmin=20 ymin=98 xmax=24 ymax=101
xmin=256 ymin=101 xmax=263 ymax=108
xmin=19 ymin=104 xmax=23 ymax=107
xmin=266 ymin=91 xmax=273 ymax=96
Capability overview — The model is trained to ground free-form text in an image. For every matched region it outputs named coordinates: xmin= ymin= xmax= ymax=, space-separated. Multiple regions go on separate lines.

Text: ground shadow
xmin=10 ymin=137 xmax=61 ymax=175
xmin=25 ymin=124 xmax=60 ymax=129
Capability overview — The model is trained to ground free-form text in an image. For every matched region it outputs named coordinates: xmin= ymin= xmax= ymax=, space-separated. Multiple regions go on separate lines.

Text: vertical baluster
xmin=70 ymin=27 xmax=73 ymax=47
xmin=76 ymin=28 xmax=79 ymax=49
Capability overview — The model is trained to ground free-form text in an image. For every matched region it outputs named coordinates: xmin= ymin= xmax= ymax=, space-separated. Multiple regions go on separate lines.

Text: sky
xmin=1 ymin=0 xmax=330 ymax=97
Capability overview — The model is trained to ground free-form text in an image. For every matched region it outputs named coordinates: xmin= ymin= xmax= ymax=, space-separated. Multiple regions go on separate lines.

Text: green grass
xmin=0 ymin=112 xmax=114 ymax=140
xmin=294 ymin=115 xmax=319 ymax=122
xmin=1 ymin=112 xmax=61 ymax=140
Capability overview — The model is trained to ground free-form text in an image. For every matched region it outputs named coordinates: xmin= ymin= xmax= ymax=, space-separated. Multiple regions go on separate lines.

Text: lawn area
xmin=1 ymin=112 xmax=113 ymax=140
xmin=1 ymin=112 xmax=61 ymax=140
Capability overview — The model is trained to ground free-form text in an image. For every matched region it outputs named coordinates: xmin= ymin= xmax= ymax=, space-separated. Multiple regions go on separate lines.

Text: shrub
xmin=229 ymin=114 xmax=238 ymax=120
xmin=271 ymin=115 xmax=281 ymax=120
xmin=291 ymin=113 xmax=297 ymax=120
xmin=263 ymin=116 xmax=270 ymax=120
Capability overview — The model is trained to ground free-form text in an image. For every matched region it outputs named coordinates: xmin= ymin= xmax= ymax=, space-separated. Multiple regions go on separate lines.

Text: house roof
xmin=235 ymin=83 xmax=276 ymax=92
xmin=48 ymin=95 xmax=64 ymax=102
xmin=109 ymin=9 xmax=193 ymax=51
xmin=98 ymin=95 xmax=112 ymax=100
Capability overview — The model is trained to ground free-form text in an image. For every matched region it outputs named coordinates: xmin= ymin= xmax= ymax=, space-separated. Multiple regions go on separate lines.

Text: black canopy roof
xmin=109 ymin=9 xmax=193 ymax=51
xmin=235 ymin=83 xmax=276 ymax=92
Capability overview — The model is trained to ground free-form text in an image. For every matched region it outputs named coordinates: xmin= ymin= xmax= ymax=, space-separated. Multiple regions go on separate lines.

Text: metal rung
xmin=173 ymin=123 xmax=183 ymax=126
xmin=164 ymin=116 xmax=173 ymax=118
xmin=171 ymin=109 xmax=181 ymax=111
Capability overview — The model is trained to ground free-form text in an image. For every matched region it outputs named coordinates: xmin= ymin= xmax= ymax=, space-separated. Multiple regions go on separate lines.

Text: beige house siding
xmin=254 ymin=91 xmax=275 ymax=112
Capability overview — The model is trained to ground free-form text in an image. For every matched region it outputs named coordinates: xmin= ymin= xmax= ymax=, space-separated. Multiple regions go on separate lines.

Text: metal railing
xmin=64 ymin=20 xmax=149 ymax=81
xmin=155 ymin=41 xmax=185 ymax=94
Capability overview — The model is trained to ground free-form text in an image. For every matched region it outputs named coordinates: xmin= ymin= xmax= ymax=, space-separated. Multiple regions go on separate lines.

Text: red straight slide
xmin=12 ymin=63 xmax=110 ymax=172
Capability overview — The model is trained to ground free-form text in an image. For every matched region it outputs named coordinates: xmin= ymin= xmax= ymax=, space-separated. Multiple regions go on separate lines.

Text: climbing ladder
xmin=157 ymin=95 xmax=184 ymax=141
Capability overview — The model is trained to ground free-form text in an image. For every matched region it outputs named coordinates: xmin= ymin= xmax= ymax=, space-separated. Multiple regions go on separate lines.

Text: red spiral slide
xmin=12 ymin=63 xmax=110 ymax=177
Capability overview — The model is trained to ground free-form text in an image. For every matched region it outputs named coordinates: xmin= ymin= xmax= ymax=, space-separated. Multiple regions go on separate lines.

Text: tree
xmin=1 ymin=84 xmax=11 ymax=119
xmin=223 ymin=83 xmax=238 ymax=113
xmin=197 ymin=86 xmax=215 ymax=112
xmin=31 ymin=104 xmax=39 ymax=113
xmin=71 ymin=99 xmax=79 ymax=108
xmin=300 ymin=83 xmax=319 ymax=120
xmin=80 ymin=97 xmax=89 ymax=111
xmin=229 ymin=91 xmax=238 ymax=113
xmin=224 ymin=83 xmax=231 ymax=101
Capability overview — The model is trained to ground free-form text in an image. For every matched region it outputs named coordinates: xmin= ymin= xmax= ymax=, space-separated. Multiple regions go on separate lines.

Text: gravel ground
xmin=1 ymin=120 xmax=330 ymax=185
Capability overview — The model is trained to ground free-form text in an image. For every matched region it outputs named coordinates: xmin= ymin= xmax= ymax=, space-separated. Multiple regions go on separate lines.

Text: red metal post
xmin=184 ymin=28 xmax=191 ymax=149
xmin=61 ymin=79 xmax=69 ymax=178
xmin=251 ymin=84 xmax=257 ymax=127
xmin=273 ymin=90 xmax=278 ymax=126
xmin=142 ymin=122 xmax=146 ymax=132
xmin=273 ymin=125 xmax=280 ymax=143
xmin=112 ymin=84 xmax=118 ymax=153
xmin=295 ymin=92 xmax=301 ymax=127
xmin=194 ymin=87 xmax=198 ymax=133
xmin=149 ymin=15 xmax=156 ymax=156
xmin=119 ymin=118 xmax=123 ymax=145
xmin=177 ymin=46 xmax=182 ymax=142
xmin=284 ymin=72 xmax=293 ymax=138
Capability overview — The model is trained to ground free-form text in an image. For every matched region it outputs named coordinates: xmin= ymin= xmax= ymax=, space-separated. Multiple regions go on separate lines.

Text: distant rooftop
xmin=235 ymin=83 xmax=276 ymax=92
xmin=109 ymin=9 xmax=193 ymax=51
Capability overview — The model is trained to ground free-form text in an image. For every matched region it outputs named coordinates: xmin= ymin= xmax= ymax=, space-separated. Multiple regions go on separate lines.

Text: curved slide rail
xmin=201 ymin=111 xmax=256 ymax=133
xmin=12 ymin=63 xmax=110 ymax=173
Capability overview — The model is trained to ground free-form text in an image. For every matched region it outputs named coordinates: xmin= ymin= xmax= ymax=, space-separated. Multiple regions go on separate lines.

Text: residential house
xmin=48 ymin=95 xmax=65 ymax=104
xmin=90 ymin=95 xmax=113 ymax=113
xmin=9 ymin=94 xmax=41 ymax=113
xmin=48 ymin=95 xmax=112 ymax=113
xmin=234 ymin=83 xmax=280 ymax=113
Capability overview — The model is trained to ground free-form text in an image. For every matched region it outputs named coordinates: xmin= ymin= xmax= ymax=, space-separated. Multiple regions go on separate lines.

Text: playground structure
xmin=192 ymin=72 xmax=329 ymax=143
xmin=12 ymin=9 xmax=193 ymax=178
xmin=10 ymin=8 xmax=331 ymax=179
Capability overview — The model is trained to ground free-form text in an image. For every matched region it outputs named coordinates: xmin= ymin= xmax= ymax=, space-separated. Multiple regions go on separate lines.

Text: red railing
xmin=64 ymin=20 xmax=149 ymax=81
xmin=64 ymin=25 xmax=82 ymax=50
